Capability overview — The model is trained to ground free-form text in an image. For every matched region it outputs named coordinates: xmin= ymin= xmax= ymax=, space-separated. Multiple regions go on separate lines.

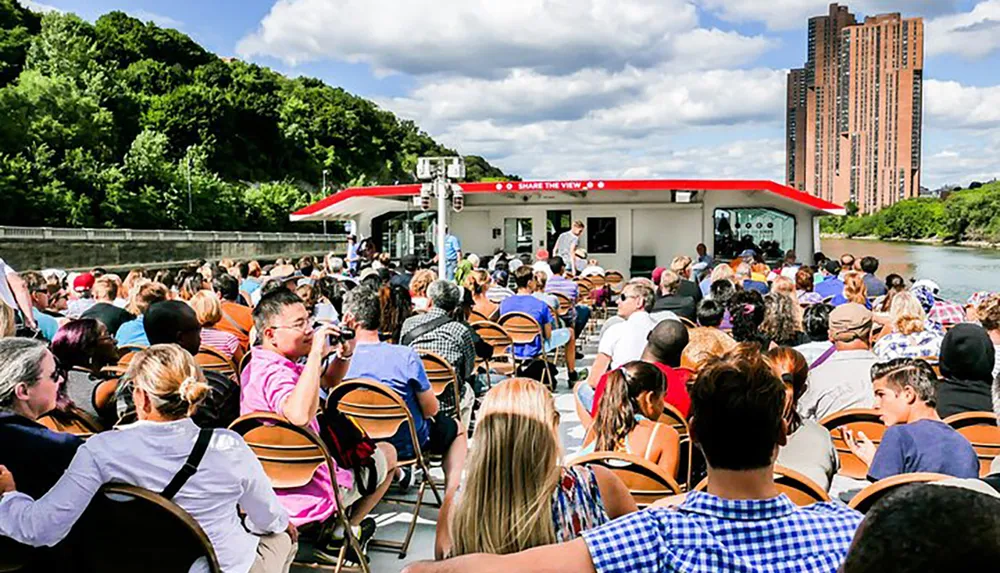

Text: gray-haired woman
xmin=0 ymin=337 xmax=82 ymax=500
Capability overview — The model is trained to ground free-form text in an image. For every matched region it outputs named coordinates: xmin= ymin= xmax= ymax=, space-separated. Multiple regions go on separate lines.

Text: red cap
xmin=73 ymin=272 xmax=95 ymax=292
xmin=651 ymin=266 xmax=666 ymax=285
xmin=536 ymin=248 xmax=550 ymax=261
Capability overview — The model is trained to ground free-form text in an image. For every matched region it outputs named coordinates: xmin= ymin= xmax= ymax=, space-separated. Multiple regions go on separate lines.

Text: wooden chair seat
xmin=944 ymin=411 xmax=1000 ymax=477
xmin=847 ymin=472 xmax=951 ymax=513
xmin=569 ymin=451 xmax=682 ymax=507
xmin=820 ymin=409 xmax=886 ymax=480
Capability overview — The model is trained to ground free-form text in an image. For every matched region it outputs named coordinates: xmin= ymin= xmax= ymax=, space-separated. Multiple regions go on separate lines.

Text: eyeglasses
xmin=619 ymin=293 xmax=637 ymax=302
xmin=271 ymin=322 xmax=314 ymax=333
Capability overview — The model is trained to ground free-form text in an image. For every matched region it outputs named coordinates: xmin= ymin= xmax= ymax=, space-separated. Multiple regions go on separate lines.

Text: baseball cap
xmin=911 ymin=286 xmax=935 ymax=313
xmin=739 ymin=249 xmax=756 ymax=259
xmin=824 ymin=259 xmax=842 ymax=275
xmin=829 ymin=303 xmax=873 ymax=342
xmin=535 ymin=248 xmax=550 ymax=261
xmin=73 ymin=272 xmax=95 ymax=292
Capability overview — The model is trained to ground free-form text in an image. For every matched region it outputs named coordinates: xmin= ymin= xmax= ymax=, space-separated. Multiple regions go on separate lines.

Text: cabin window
xmin=713 ymin=208 xmax=795 ymax=262
xmin=587 ymin=217 xmax=617 ymax=254
xmin=504 ymin=218 xmax=533 ymax=254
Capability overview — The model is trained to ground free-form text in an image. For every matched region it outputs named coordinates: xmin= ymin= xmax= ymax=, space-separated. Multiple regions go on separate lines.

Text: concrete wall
xmin=2 ymin=239 xmax=345 ymax=272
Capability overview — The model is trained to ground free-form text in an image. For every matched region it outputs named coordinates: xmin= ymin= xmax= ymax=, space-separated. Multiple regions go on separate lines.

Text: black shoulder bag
xmin=400 ymin=315 xmax=453 ymax=347
xmin=161 ymin=427 xmax=214 ymax=500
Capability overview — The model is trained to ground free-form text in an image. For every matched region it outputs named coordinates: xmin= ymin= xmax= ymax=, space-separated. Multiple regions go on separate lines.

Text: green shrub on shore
xmin=820 ymin=182 xmax=1000 ymax=243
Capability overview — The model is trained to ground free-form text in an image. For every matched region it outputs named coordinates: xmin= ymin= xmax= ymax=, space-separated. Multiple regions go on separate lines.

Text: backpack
xmin=317 ymin=407 xmax=379 ymax=497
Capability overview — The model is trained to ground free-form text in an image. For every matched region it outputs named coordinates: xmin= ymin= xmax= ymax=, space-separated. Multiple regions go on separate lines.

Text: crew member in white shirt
xmin=0 ymin=345 xmax=296 ymax=573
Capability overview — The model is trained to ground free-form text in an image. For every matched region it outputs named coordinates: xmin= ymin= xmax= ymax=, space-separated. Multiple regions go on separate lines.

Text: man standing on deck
xmin=438 ymin=227 xmax=462 ymax=282
xmin=553 ymin=220 xmax=585 ymax=277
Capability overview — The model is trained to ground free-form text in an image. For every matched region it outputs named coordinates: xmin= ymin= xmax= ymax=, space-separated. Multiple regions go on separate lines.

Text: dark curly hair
xmin=728 ymin=290 xmax=768 ymax=348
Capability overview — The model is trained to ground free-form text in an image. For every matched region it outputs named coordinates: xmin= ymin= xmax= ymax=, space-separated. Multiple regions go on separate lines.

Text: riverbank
xmin=820 ymin=233 xmax=1000 ymax=250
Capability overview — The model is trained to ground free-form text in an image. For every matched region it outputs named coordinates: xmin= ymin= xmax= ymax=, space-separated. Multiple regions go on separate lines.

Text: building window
xmin=713 ymin=208 xmax=796 ymax=261
xmin=586 ymin=217 xmax=617 ymax=254
xmin=504 ymin=218 xmax=533 ymax=254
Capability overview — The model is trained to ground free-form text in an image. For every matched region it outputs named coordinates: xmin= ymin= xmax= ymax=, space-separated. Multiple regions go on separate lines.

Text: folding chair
xmin=498 ymin=312 xmax=559 ymax=391
xmin=604 ymin=271 xmax=625 ymax=294
xmin=37 ymin=405 xmax=103 ymax=439
xmin=116 ymin=344 xmax=147 ymax=368
xmin=695 ymin=465 xmax=830 ymax=506
xmin=81 ymin=484 xmax=223 ymax=573
xmin=820 ymin=409 xmax=885 ymax=480
xmin=552 ymin=292 xmax=575 ymax=320
xmin=229 ymin=413 xmax=368 ymax=572
xmin=195 ymin=345 xmax=238 ymax=379
xmin=327 ymin=379 xmax=443 ymax=559
xmin=237 ymin=348 xmax=254 ymax=379
xmin=472 ymin=321 xmax=515 ymax=382
xmin=847 ymin=472 xmax=951 ymax=513
xmin=418 ymin=350 xmax=462 ymax=423
xmin=657 ymin=403 xmax=693 ymax=489
xmin=468 ymin=309 xmax=491 ymax=324
xmin=569 ymin=451 xmax=682 ymax=507
xmin=944 ymin=411 xmax=1000 ymax=477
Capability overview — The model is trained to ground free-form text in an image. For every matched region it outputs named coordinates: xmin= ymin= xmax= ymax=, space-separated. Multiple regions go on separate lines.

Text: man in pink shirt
xmin=241 ymin=289 xmax=397 ymax=562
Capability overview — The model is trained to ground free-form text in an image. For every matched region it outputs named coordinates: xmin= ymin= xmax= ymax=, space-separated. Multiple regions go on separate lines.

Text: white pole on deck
xmin=437 ymin=175 xmax=448 ymax=280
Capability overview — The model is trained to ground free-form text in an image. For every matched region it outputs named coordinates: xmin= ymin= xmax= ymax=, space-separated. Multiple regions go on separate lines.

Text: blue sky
xmin=23 ymin=0 xmax=1000 ymax=188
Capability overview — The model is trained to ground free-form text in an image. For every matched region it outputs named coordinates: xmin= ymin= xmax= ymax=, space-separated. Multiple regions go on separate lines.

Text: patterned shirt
xmin=399 ymin=307 xmax=476 ymax=414
xmin=873 ymin=329 xmax=945 ymax=361
xmin=927 ymin=300 xmax=966 ymax=326
xmin=200 ymin=328 xmax=241 ymax=359
xmin=551 ymin=466 xmax=609 ymax=542
xmin=583 ymin=491 xmax=861 ymax=573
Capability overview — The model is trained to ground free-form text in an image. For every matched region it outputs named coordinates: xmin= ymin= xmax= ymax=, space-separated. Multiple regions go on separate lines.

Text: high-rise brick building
xmin=786 ymin=4 xmax=923 ymax=212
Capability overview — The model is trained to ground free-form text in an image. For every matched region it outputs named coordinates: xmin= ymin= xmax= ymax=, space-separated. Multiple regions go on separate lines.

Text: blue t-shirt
xmin=32 ymin=308 xmax=59 ymax=341
xmin=499 ymin=294 xmax=553 ymax=359
xmin=814 ymin=277 xmax=845 ymax=300
xmin=699 ymin=277 xmax=712 ymax=296
xmin=345 ymin=342 xmax=431 ymax=458
xmin=444 ymin=234 xmax=461 ymax=261
xmin=868 ymin=419 xmax=980 ymax=481
xmin=742 ymin=280 xmax=769 ymax=295
xmin=115 ymin=317 xmax=149 ymax=347
xmin=240 ymin=278 xmax=261 ymax=295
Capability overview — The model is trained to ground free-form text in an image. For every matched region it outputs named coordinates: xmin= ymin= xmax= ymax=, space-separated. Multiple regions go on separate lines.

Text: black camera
xmin=328 ymin=326 xmax=355 ymax=345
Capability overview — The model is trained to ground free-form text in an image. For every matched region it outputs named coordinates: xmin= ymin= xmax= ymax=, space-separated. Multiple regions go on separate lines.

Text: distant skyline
xmin=19 ymin=0 xmax=1000 ymax=190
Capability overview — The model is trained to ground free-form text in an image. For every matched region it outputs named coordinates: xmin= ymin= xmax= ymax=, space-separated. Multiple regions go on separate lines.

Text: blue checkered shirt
xmin=583 ymin=491 xmax=861 ymax=573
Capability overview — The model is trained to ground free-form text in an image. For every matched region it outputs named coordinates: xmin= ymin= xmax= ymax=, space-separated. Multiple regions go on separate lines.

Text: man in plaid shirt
xmin=399 ymin=280 xmax=476 ymax=424
xmin=404 ymin=347 xmax=862 ymax=573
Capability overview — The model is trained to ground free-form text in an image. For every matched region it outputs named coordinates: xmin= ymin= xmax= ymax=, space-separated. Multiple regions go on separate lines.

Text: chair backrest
xmin=944 ymin=411 xmax=1000 ymax=477
xmin=694 ymin=465 xmax=831 ymax=507
xmin=419 ymin=350 xmax=462 ymax=417
xmin=472 ymin=321 xmax=513 ymax=353
xmin=569 ymin=451 xmax=682 ymax=507
xmin=552 ymin=292 xmax=574 ymax=317
xmin=820 ymin=409 xmax=886 ymax=480
xmin=587 ymin=274 xmax=606 ymax=288
xmin=847 ymin=472 xmax=951 ymax=513
xmin=328 ymin=378 xmax=425 ymax=460
xmin=237 ymin=348 xmax=254 ymax=378
xmin=196 ymin=346 xmax=238 ymax=378
xmin=117 ymin=344 xmax=147 ymax=362
xmin=469 ymin=308 xmax=491 ymax=324
xmin=576 ymin=280 xmax=593 ymax=300
xmin=677 ymin=317 xmax=698 ymax=329
xmin=498 ymin=312 xmax=544 ymax=347
xmin=604 ymin=270 xmax=625 ymax=286
xmin=83 ymin=484 xmax=222 ymax=573
xmin=657 ymin=403 xmax=689 ymax=437
xmin=229 ymin=412 xmax=335 ymax=490
xmin=37 ymin=406 xmax=103 ymax=438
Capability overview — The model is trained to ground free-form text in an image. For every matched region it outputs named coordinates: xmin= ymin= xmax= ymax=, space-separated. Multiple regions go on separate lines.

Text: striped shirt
xmin=201 ymin=328 xmax=241 ymax=359
xmin=545 ymin=274 xmax=579 ymax=321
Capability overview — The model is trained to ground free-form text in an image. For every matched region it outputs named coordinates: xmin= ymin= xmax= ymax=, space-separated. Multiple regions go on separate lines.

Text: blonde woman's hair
xmin=0 ymin=303 xmax=15 ymax=338
xmin=842 ymin=271 xmax=869 ymax=305
xmin=126 ymin=344 xmax=211 ymax=419
xmin=710 ymin=264 xmax=735 ymax=283
xmin=409 ymin=269 xmax=436 ymax=296
xmin=890 ymin=291 xmax=926 ymax=335
xmin=188 ymin=290 xmax=223 ymax=327
xmin=771 ymin=276 xmax=795 ymax=296
xmin=127 ymin=281 xmax=169 ymax=316
xmin=450 ymin=378 xmax=562 ymax=556
xmin=463 ymin=269 xmax=490 ymax=297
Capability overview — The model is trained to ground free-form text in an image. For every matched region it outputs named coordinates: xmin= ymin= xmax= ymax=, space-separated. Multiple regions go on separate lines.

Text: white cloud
xmin=383 ymin=67 xmax=786 ymax=134
xmin=16 ymin=0 xmax=61 ymax=13
xmin=926 ymin=0 xmax=1000 ymax=58
xmin=925 ymin=79 xmax=1000 ymax=129
xmin=131 ymin=10 xmax=184 ymax=30
xmin=236 ymin=0 xmax=774 ymax=76
xmin=699 ymin=0 xmax=961 ymax=31
xmin=923 ymin=132 xmax=1000 ymax=187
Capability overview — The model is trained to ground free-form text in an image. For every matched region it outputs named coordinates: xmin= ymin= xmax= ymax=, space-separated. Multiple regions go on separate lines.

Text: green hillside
xmin=0 ymin=1 xmax=513 ymax=231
